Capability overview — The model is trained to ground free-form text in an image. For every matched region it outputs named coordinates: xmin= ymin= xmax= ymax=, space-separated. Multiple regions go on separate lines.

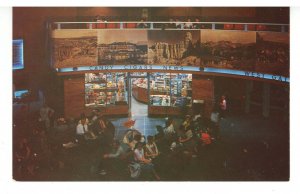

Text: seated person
xmin=89 ymin=109 xmax=100 ymax=126
xmin=181 ymin=115 xmax=192 ymax=131
xmin=122 ymin=129 xmax=142 ymax=150
xmin=53 ymin=117 xmax=68 ymax=132
xmin=134 ymin=142 xmax=160 ymax=180
xmin=128 ymin=133 xmax=142 ymax=151
xmin=76 ymin=117 xmax=88 ymax=142
xmin=154 ymin=125 xmax=168 ymax=153
xmin=78 ymin=113 xmax=89 ymax=125
xmin=164 ymin=118 xmax=176 ymax=137
xmin=98 ymin=140 xmax=130 ymax=175
xmin=178 ymin=126 xmax=196 ymax=154
xmin=200 ymin=129 xmax=212 ymax=146
xmin=144 ymin=136 xmax=159 ymax=160
xmin=76 ymin=117 xmax=96 ymax=142
xmin=94 ymin=116 xmax=115 ymax=148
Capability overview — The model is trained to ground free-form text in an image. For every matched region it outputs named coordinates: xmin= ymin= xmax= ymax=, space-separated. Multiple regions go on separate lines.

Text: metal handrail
xmin=53 ymin=21 xmax=289 ymax=26
xmin=51 ymin=21 xmax=289 ymax=33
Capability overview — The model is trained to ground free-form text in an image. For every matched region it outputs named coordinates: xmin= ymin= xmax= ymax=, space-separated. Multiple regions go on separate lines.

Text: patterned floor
xmin=111 ymin=95 xmax=168 ymax=140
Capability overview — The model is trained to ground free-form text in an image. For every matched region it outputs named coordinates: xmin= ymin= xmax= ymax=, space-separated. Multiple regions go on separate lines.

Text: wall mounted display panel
xmin=52 ymin=30 xmax=97 ymax=68
xmin=148 ymin=30 xmax=201 ymax=66
xmin=256 ymin=32 xmax=289 ymax=77
xmin=98 ymin=30 xmax=148 ymax=65
xmin=200 ymin=30 xmax=256 ymax=72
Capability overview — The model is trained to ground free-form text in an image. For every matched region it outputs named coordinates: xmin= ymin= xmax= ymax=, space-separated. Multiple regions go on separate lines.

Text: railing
xmin=52 ymin=21 xmax=289 ymax=33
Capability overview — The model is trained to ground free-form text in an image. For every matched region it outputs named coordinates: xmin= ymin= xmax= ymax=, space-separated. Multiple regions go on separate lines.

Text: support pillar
xmin=262 ymin=82 xmax=270 ymax=118
xmin=245 ymin=80 xmax=253 ymax=114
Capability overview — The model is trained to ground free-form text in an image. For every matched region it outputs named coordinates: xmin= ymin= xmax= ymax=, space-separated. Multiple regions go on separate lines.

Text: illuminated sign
xmin=243 ymin=71 xmax=289 ymax=82
xmin=13 ymin=39 xmax=24 ymax=70
xmin=57 ymin=65 xmax=199 ymax=72
xmin=56 ymin=65 xmax=289 ymax=83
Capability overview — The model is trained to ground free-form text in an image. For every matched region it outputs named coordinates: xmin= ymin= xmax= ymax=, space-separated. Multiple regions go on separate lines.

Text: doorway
xmin=128 ymin=72 xmax=148 ymax=117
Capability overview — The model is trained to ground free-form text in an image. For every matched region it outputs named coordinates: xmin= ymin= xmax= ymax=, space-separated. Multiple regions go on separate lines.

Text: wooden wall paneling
xmin=151 ymin=7 xmax=202 ymax=18
xmin=76 ymin=7 xmax=127 ymax=18
xmin=192 ymin=76 xmax=214 ymax=118
xmin=64 ymin=76 xmax=85 ymax=119
xmin=201 ymin=7 xmax=256 ymax=18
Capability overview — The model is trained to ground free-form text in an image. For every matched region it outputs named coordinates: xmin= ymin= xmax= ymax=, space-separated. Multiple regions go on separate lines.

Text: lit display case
xmin=85 ymin=72 xmax=128 ymax=107
xmin=149 ymin=73 xmax=192 ymax=107
xmin=172 ymin=73 xmax=192 ymax=107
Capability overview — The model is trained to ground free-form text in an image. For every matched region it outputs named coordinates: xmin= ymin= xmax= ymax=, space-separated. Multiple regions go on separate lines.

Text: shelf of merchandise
xmin=148 ymin=73 xmax=193 ymax=116
xmin=84 ymin=72 xmax=129 ymax=116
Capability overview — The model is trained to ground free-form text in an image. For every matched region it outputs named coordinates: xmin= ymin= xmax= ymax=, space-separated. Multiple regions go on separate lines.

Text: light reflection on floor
xmin=111 ymin=95 xmax=167 ymax=139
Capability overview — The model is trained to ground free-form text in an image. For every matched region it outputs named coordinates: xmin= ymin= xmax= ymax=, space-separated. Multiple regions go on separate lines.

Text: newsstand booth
xmin=50 ymin=21 xmax=289 ymax=119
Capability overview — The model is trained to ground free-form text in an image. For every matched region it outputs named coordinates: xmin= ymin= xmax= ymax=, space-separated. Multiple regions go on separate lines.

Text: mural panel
xmin=51 ymin=29 xmax=289 ymax=78
xmin=148 ymin=30 xmax=201 ymax=66
xmin=98 ymin=30 xmax=148 ymax=65
xmin=52 ymin=30 xmax=97 ymax=68
xmin=256 ymin=32 xmax=289 ymax=76
xmin=200 ymin=30 xmax=256 ymax=71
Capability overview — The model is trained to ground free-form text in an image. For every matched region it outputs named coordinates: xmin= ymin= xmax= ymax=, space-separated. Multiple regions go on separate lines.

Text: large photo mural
xmin=52 ymin=30 xmax=97 ymax=68
xmin=148 ymin=30 xmax=201 ymax=66
xmin=98 ymin=30 xmax=148 ymax=65
xmin=256 ymin=32 xmax=289 ymax=77
xmin=200 ymin=30 xmax=256 ymax=71
xmin=52 ymin=29 xmax=289 ymax=77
